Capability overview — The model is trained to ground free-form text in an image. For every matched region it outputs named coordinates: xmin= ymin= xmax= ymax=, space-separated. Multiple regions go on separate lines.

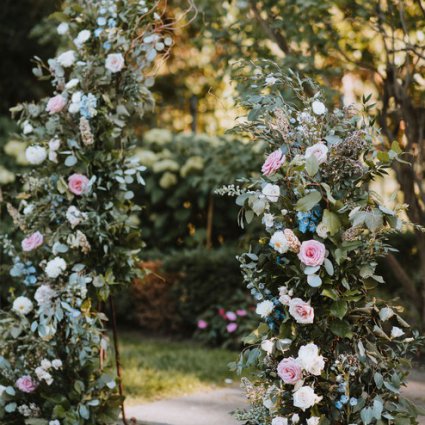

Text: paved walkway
xmin=124 ymin=372 xmax=425 ymax=425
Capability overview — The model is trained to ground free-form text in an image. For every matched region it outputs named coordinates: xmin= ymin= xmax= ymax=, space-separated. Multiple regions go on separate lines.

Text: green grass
xmin=118 ymin=331 xmax=240 ymax=404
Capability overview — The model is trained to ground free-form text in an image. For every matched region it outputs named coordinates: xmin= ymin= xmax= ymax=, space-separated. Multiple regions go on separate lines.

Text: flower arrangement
xmin=226 ymin=66 xmax=424 ymax=425
xmin=0 ymin=0 xmax=171 ymax=423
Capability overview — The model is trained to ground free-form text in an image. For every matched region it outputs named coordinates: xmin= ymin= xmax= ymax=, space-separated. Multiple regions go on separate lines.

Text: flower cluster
xmin=229 ymin=68 xmax=422 ymax=424
xmin=1 ymin=0 xmax=172 ymax=422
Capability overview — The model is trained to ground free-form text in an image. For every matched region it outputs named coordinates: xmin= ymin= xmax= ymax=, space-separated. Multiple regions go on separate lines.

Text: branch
xmin=248 ymin=0 xmax=290 ymax=54
xmin=385 ymin=254 xmax=421 ymax=311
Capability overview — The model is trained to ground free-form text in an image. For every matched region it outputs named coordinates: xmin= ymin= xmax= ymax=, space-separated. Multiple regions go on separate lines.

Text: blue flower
xmin=97 ymin=17 xmax=107 ymax=26
xmin=80 ymin=93 xmax=97 ymax=119
xmin=335 ymin=401 xmax=343 ymax=410
xmin=108 ymin=18 xmax=117 ymax=28
xmin=337 ymin=382 xmax=346 ymax=393
xmin=94 ymin=28 xmax=103 ymax=37
xmin=297 ymin=205 xmax=322 ymax=233
xmin=103 ymin=41 xmax=112 ymax=51
xmin=349 ymin=397 xmax=358 ymax=406
xmin=340 ymin=395 xmax=349 ymax=404
xmin=10 ymin=257 xmax=38 ymax=286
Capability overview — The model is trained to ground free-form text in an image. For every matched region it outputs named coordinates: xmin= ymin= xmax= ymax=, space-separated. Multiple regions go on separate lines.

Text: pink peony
xmin=22 ymin=231 xmax=44 ymax=252
xmin=68 ymin=173 xmax=90 ymax=196
xmin=226 ymin=323 xmax=238 ymax=333
xmin=16 ymin=375 xmax=38 ymax=393
xmin=226 ymin=311 xmax=237 ymax=321
xmin=261 ymin=150 xmax=286 ymax=176
xmin=236 ymin=309 xmax=247 ymax=317
xmin=289 ymin=298 xmax=314 ymax=324
xmin=197 ymin=320 xmax=208 ymax=329
xmin=46 ymin=95 xmax=67 ymax=114
xmin=298 ymin=240 xmax=326 ymax=267
xmin=277 ymin=357 xmax=303 ymax=385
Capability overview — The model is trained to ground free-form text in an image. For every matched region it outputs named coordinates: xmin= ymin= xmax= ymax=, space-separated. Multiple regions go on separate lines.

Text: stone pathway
xmin=124 ymin=372 xmax=425 ymax=425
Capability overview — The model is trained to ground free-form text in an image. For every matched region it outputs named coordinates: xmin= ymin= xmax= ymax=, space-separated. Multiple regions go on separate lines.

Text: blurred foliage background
xmin=1 ymin=0 xmax=425 ymax=346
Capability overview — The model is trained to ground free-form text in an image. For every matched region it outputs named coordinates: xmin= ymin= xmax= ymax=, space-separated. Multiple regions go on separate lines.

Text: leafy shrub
xmin=134 ymin=130 xmax=264 ymax=250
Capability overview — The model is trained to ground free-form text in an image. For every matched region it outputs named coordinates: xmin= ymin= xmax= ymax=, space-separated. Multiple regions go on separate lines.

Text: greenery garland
xmin=0 ymin=1 xmax=171 ymax=423
xmin=227 ymin=65 xmax=424 ymax=425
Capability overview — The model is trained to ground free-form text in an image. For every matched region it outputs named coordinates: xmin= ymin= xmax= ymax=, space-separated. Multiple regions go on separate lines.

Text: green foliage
xmin=228 ymin=66 xmax=423 ymax=424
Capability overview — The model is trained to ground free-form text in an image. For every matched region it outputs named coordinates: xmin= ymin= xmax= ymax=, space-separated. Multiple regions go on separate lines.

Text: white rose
xmin=261 ymin=339 xmax=274 ymax=354
xmin=297 ymin=343 xmax=325 ymax=375
xmin=391 ymin=326 xmax=405 ymax=338
xmin=66 ymin=206 xmax=87 ymax=228
xmin=272 ymin=417 xmax=288 ymax=425
xmin=45 ymin=257 xmax=67 ymax=279
xmin=12 ymin=296 xmax=33 ymax=315
xmin=307 ymin=417 xmax=320 ymax=425
xmin=316 ymin=222 xmax=329 ymax=239
xmin=74 ymin=30 xmax=91 ymax=47
xmin=256 ymin=300 xmax=274 ymax=318
xmin=57 ymin=22 xmax=69 ymax=35
xmin=23 ymin=121 xmax=33 ymax=135
xmin=379 ymin=307 xmax=395 ymax=321
xmin=105 ymin=53 xmax=125 ymax=73
xmin=26 ymin=145 xmax=47 ymax=165
xmin=35 ymin=285 xmax=56 ymax=307
xmin=269 ymin=230 xmax=289 ymax=254
xmin=292 ymin=414 xmax=300 ymax=424
xmin=262 ymin=184 xmax=280 ymax=202
xmin=312 ymin=100 xmax=326 ymax=115
xmin=293 ymin=386 xmax=322 ymax=411
xmin=57 ymin=50 xmax=76 ymax=68
xmin=41 ymin=359 xmax=52 ymax=370
xmin=262 ymin=213 xmax=274 ymax=228
xmin=305 ymin=143 xmax=328 ymax=165
xmin=65 ymin=78 xmax=79 ymax=90
xmin=52 ymin=359 xmax=63 ymax=370
xmin=49 ymin=421 xmax=61 ymax=425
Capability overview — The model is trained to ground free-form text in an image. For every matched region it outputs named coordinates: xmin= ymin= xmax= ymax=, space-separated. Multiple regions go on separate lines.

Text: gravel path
xmin=122 ymin=372 xmax=425 ymax=425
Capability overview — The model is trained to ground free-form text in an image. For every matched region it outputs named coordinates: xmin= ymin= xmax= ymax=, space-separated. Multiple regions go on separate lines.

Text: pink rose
xmin=46 ymin=95 xmax=67 ymax=114
xmin=261 ymin=150 xmax=286 ymax=176
xmin=277 ymin=357 xmax=303 ymax=385
xmin=236 ymin=309 xmax=247 ymax=317
xmin=226 ymin=323 xmax=238 ymax=333
xmin=68 ymin=173 xmax=90 ymax=196
xmin=298 ymin=240 xmax=326 ymax=266
xmin=16 ymin=375 xmax=38 ymax=393
xmin=197 ymin=320 xmax=208 ymax=329
xmin=289 ymin=298 xmax=314 ymax=324
xmin=22 ymin=231 xmax=44 ymax=252
xmin=226 ymin=311 xmax=237 ymax=321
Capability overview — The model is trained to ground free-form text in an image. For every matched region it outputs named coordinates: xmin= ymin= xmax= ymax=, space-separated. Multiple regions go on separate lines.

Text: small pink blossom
xmin=46 ymin=95 xmax=67 ymax=114
xmin=277 ymin=357 xmax=303 ymax=385
xmin=289 ymin=298 xmax=314 ymax=324
xmin=236 ymin=309 xmax=247 ymax=317
xmin=16 ymin=375 xmax=38 ymax=393
xmin=197 ymin=320 xmax=208 ymax=329
xmin=68 ymin=173 xmax=90 ymax=196
xmin=22 ymin=231 xmax=44 ymax=252
xmin=218 ymin=308 xmax=226 ymax=318
xmin=226 ymin=311 xmax=237 ymax=321
xmin=261 ymin=150 xmax=286 ymax=176
xmin=226 ymin=323 xmax=238 ymax=333
xmin=298 ymin=240 xmax=326 ymax=267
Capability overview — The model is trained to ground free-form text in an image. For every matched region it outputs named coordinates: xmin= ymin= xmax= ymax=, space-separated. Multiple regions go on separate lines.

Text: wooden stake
xmin=109 ymin=296 xmax=128 ymax=425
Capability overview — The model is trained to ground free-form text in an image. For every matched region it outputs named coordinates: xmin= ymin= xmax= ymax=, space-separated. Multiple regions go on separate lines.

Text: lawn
xmin=118 ymin=331 xmax=241 ymax=405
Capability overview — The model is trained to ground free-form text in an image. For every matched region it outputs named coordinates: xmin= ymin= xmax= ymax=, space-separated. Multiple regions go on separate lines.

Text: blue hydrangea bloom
xmin=94 ymin=28 xmax=103 ymax=37
xmin=108 ymin=18 xmax=117 ymax=28
xmin=103 ymin=41 xmax=112 ymax=51
xmin=297 ymin=204 xmax=322 ymax=233
xmin=80 ymin=94 xmax=97 ymax=119
xmin=10 ymin=258 xmax=37 ymax=286
xmin=349 ymin=397 xmax=358 ymax=406
xmin=340 ymin=395 xmax=349 ymax=404
xmin=335 ymin=401 xmax=343 ymax=410
xmin=97 ymin=17 xmax=107 ymax=26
